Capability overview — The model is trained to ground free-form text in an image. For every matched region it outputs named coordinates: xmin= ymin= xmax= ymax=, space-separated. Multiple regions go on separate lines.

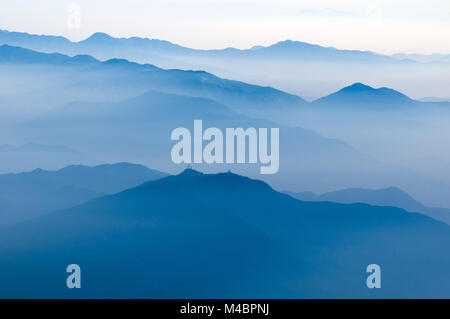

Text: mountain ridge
xmin=2 ymin=28 xmax=448 ymax=101
xmin=0 ymin=169 xmax=448 ymax=298
xmin=4 ymin=28 xmax=446 ymax=61
xmin=0 ymin=162 xmax=168 ymax=226
xmin=0 ymin=29 xmax=397 ymax=58
xmin=0 ymin=44 xmax=434 ymax=110
xmin=285 ymin=186 xmax=450 ymax=225
xmin=0 ymin=44 xmax=308 ymax=113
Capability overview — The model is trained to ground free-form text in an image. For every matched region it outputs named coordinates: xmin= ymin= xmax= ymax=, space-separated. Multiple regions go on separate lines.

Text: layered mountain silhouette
xmin=0 ymin=44 xmax=307 ymax=118
xmin=0 ymin=163 xmax=167 ymax=226
xmin=0 ymin=169 xmax=448 ymax=298
xmin=286 ymin=186 xmax=450 ymax=225
xmin=2 ymin=43 xmax=450 ymax=207
xmin=1 ymin=28 xmax=450 ymax=300
xmin=2 ymin=29 xmax=448 ymax=101
xmin=1 ymin=44 xmax=446 ymax=118
xmin=1 ymin=44 xmax=444 ymax=117
xmin=19 ymin=88 xmax=405 ymax=196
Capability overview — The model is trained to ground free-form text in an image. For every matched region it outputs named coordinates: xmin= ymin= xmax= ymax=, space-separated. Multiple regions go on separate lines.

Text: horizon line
xmin=2 ymin=28 xmax=450 ymax=57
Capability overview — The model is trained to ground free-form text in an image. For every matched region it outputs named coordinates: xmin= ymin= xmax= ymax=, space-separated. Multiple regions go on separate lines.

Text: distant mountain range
xmin=20 ymin=86 xmax=411 ymax=196
xmin=0 ymin=44 xmax=381 ymax=188
xmin=0 ymin=29 xmax=400 ymax=63
xmin=0 ymin=44 xmax=307 ymax=119
xmin=1 ymin=44 xmax=445 ymax=114
xmin=0 ymin=169 xmax=448 ymax=298
xmin=285 ymin=186 xmax=450 ymax=225
xmin=0 ymin=163 xmax=167 ymax=226
xmin=5 ymin=27 xmax=444 ymax=65
xmin=2 ymin=43 xmax=449 ymax=207
xmin=2 ymin=29 xmax=449 ymax=100
xmin=0 ymin=29 xmax=449 ymax=299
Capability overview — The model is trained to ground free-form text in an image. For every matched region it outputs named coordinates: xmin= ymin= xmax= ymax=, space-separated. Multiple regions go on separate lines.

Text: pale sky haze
xmin=1 ymin=0 xmax=449 ymax=54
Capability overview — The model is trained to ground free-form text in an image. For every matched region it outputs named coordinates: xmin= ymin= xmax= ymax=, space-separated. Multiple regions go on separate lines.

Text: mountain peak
xmin=82 ymin=32 xmax=115 ymax=43
xmin=313 ymin=82 xmax=414 ymax=108
xmin=344 ymin=82 xmax=374 ymax=91
xmin=143 ymin=169 xmax=273 ymax=194
xmin=269 ymin=40 xmax=316 ymax=50
xmin=178 ymin=168 xmax=204 ymax=177
xmin=89 ymin=32 xmax=113 ymax=39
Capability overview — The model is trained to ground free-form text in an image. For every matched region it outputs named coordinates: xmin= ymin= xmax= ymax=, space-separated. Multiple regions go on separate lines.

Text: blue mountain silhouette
xmin=286 ymin=186 xmax=450 ymax=225
xmin=4 ymin=29 xmax=447 ymax=102
xmin=0 ymin=30 xmax=397 ymax=62
xmin=2 ymin=45 xmax=441 ymax=115
xmin=0 ymin=163 xmax=167 ymax=226
xmin=0 ymin=44 xmax=307 ymax=115
xmin=313 ymin=82 xmax=415 ymax=108
xmin=0 ymin=169 xmax=448 ymax=298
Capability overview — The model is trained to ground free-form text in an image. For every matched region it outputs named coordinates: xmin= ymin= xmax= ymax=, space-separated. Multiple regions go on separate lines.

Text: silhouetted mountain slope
xmin=313 ymin=83 xmax=415 ymax=108
xmin=0 ymin=163 xmax=167 ymax=226
xmin=0 ymin=44 xmax=307 ymax=117
xmin=0 ymin=45 xmax=445 ymax=120
xmin=286 ymin=186 xmax=450 ymax=225
xmin=0 ymin=169 xmax=448 ymax=298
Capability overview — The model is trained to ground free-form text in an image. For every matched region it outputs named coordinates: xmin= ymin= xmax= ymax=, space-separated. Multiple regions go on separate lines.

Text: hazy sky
xmin=1 ymin=0 xmax=450 ymax=54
